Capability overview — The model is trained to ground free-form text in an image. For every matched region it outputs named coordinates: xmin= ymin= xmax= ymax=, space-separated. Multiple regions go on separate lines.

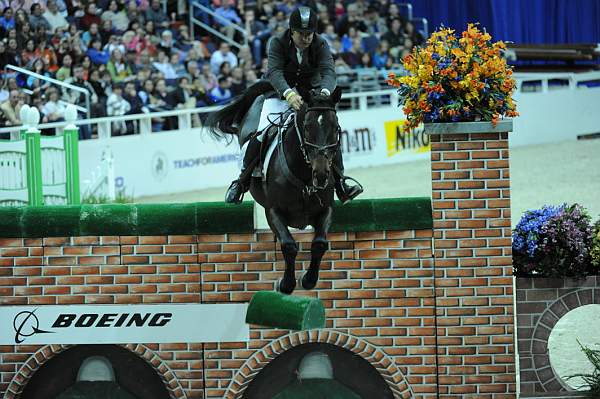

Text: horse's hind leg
xmin=266 ymin=208 xmax=297 ymax=295
xmin=301 ymin=207 xmax=332 ymax=290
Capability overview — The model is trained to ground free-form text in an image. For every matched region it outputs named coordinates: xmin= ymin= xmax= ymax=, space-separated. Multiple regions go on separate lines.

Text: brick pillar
xmin=427 ymin=121 xmax=516 ymax=398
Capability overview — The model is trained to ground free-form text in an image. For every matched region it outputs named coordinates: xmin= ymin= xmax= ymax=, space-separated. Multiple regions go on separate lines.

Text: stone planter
xmin=516 ymin=275 xmax=600 ymax=396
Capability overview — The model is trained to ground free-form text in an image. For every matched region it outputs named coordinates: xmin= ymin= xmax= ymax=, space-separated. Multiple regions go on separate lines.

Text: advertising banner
xmin=1 ymin=304 xmax=249 ymax=345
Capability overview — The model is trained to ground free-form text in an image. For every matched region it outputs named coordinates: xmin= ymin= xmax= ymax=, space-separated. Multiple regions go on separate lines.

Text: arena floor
xmin=139 ymin=138 xmax=600 ymax=228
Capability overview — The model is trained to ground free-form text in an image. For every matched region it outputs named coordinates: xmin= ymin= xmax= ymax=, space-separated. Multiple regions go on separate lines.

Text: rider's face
xmin=291 ymin=30 xmax=314 ymax=49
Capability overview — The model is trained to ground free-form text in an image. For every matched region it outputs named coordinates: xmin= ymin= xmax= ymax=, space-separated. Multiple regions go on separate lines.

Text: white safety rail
xmin=0 ymin=139 xmax=28 ymax=206
xmin=83 ymin=147 xmax=115 ymax=201
xmin=40 ymin=136 xmax=67 ymax=205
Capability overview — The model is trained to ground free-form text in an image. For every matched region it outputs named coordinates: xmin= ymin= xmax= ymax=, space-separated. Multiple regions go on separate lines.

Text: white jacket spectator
xmin=210 ymin=42 xmax=238 ymax=75
xmin=43 ymin=0 xmax=69 ymax=32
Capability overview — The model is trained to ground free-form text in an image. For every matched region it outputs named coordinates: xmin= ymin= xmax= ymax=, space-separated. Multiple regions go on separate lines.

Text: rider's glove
xmin=285 ymin=90 xmax=303 ymax=111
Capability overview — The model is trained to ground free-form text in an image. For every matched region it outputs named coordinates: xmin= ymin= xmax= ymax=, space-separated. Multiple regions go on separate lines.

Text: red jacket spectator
xmin=79 ymin=3 xmax=101 ymax=31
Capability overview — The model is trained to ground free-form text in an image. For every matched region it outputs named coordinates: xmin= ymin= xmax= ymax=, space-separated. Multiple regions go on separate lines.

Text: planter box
xmin=516 ymin=275 xmax=600 ymax=395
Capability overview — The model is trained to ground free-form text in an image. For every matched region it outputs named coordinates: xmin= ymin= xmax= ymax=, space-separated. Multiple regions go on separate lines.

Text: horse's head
xmin=299 ymin=87 xmax=343 ymax=190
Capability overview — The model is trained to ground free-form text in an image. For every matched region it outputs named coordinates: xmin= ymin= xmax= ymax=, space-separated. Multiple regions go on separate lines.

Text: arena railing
xmin=6 ymin=65 xmax=91 ymax=119
xmin=189 ymin=1 xmax=247 ymax=50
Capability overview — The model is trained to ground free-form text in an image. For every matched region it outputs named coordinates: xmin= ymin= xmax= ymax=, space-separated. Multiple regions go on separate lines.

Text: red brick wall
xmin=0 ymin=229 xmax=436 ymax=399
xmin=430 ymin=131 xmax=516 ymax=398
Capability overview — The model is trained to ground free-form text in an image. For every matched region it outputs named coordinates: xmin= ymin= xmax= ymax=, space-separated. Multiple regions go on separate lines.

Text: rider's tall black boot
xmin=225 ymin=138 xmax=261 ymax=204
xmin=333 ymin=150 xmax=363 ymax=204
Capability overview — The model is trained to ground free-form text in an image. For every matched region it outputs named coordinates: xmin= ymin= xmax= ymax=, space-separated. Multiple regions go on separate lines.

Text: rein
xmin=294 ymin=105 xmax=339 ymax=166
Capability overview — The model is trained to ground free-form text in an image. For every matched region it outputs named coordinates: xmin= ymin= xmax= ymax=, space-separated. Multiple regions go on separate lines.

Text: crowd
xmin=0 ymin=0 xmax=423 ymax=138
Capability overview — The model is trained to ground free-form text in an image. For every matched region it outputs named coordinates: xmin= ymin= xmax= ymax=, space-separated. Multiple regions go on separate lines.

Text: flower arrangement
xmin=512 ymin=204 xmax=596 ymax=278
xmin=387 ymin=23 xmax=519 ymax=131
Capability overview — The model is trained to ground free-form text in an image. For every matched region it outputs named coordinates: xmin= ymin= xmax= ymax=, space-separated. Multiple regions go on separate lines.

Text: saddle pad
xmin=257 ymin=98 xmax=290 ymax=134
xmin=262 ymin=113 xmax=295 ymax=180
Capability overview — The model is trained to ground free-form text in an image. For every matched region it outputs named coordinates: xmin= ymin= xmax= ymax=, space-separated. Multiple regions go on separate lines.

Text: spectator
xmin=4 ymin=37 xmax=19 ymax=66
xmin=183 ymin=59 xmax=201 ymax=81
xmin=82 ymin=23 xmax=101 ymax=47
xmin=26 ymin=58 xmax=51 ymax=92
xmin=276 ymin=0 xmax=297 ymax=16
xmin=157 ymin=29 xmax=176 ymax=56
xmin=200 ymin=62 xmax=217 ymax=92
xmin=404 ymin=21 xmax=424 ymax=47
xmin=0 ymin=7 xmax=15 ymax=32
xmin=358 ymin=52 xmax=372 ymax=69
xmin=104 ymin=35 xmax=125 ymax=56
xmin=122 ymin=80 xmax=142 ymax=113
xmin=105 ymin=82 xmax=130 ymax=135
xmin=322 ymin=23 xmax=338 ymax=52
xmin=64 ymin=65 xmax=97 ymax=139
xmin=101 ymin=0 xmax=130 ymax=33
xmin=80 ymin=55 xmax=92 ymax=80
xmin=0 ymin=38 xmax=8 ymax=72
xmin=43 ymin=0 xmax=69 ymax=32
xmin=41 ymin=87 xmax=66 ymax=123
xmin=243 ymin=8 xmax=270 ymax=65
xmin=209 ymin=76 xmax=231 ymax=105
xmin=29 ymin=3 xmax=51 ymax=31
xmin=152 ymin=50 xmax=177 ymax=81
xmin=0 ymin=89 xmax=22 ymax=126
xmin=88 ymin=68 xmax=108 ymax=112
xmin=99 ymin=19 xmax=113 ymax=45
xmin=229 ymin=66 xmax=245 ymax=96
xmin=145 ymin=0 xmax=169 ymax=29
xmin=244 ymin=68 xmax=257 ymax=85
xmin=138 ymin=79 xmax=159 ymax=112
xmin=372 ymin=39 xmax=390 ymax=69
xmin=341 ymin=37 xmax=364 ymax=68
xmin=215 ymin=1 xmax=241 ymax=39
xmin=87 ymin=38 xmax=110 ymax=65
xmin=16 ymin=22 xmax=33 ymax=48
xmin=21 ymin=38 xmax=37 ymax=66
xmin=55 ymin=53 xmax=73 ymax=81
xmin=218 ymin=60 xmax=231 ymax=79
xmin=80 ymin=2 xmax=101 ymax=31
xmin=364 ymin=5 xmax=387 ymax=37
xmin=336 ymin=3 xmax=367 ymax=36
xmin=341 ymin=26 xmax=360 ymax=53
xmin=170 ymin=52 xmax=185 ymax=78
xmin=190 ymin=77 xmax=212 ymax=107
xmin=107 ymin=48 xmax=134 ymax=82
xmin=210 ymin=42 xmax=237 ymax=75
xmin=381 ymin=18 xmax=407 ymax=59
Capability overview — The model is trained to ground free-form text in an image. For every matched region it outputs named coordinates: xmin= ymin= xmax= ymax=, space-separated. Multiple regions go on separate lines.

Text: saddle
xmin=238 ymin=90 xmax=279 ymax=146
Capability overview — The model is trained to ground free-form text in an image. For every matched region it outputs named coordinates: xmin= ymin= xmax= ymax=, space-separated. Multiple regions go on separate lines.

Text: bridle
xmin=294 ymin=105 xmax=340 ymax=166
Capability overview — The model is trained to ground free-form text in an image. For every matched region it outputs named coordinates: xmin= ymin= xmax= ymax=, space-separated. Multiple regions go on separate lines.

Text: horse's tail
xmin=205 ymin=80 xmax=274 ymax=141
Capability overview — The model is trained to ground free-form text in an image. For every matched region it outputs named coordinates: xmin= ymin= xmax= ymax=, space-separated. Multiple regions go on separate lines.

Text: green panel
xmin=135 ymin=203 xmax=198 ymax=236
xmin=331 ymin=197 xmax=432 ymax=232
xmin=0 ymin=207 xmax=23 ymax=237
xmin=245 ymin=290 xmax=325 ymax=330
xmin=196 ymin=201 xmax=254 ymax=233
xmin=0 ymin=198 xmax=431 ymax=238
xmin=80 ymin=204 xmax=137 ymax=236
xmin=21 ymin=206 xmax=81 ymax=237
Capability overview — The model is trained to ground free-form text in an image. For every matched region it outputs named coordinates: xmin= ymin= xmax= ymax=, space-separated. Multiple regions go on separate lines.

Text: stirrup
xmin=225 ymin=180 xmax=246 ymax=204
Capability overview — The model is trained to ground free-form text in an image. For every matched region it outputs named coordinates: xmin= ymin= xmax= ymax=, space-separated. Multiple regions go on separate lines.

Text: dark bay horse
xmin=205 ymin=82 xmax=342 ymax=294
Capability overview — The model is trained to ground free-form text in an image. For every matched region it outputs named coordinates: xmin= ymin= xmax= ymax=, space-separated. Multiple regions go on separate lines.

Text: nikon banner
xmin=1 ymin=304 xmax=249 ymax=345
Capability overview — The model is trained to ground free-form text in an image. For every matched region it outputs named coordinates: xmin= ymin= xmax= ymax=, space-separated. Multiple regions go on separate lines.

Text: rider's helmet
xmin=289 ymin=6 xmax=318 ymax=33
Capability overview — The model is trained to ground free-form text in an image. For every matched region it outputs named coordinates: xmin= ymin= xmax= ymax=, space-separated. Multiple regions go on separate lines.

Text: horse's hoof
xmin=300 ymin=272 xmax=318 ymax=290
xmin=277 ymin=278 xmax=296 ymax=295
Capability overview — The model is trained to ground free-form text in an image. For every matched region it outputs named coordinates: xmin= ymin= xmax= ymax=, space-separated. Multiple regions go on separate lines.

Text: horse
xmin=205 ymin=81 xmax=343 ymax=295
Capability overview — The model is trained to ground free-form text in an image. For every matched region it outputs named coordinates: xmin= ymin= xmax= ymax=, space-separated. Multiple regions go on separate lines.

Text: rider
xmin=225 ymin=6 xmax=363 ymax=204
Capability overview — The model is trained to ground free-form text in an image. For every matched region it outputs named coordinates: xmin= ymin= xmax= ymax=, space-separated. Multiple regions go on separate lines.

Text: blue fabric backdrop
xmin=409 ymin=0 xmax=600 ymax=44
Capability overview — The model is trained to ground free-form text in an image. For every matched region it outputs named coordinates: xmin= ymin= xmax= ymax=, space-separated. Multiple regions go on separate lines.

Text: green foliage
xmin=82 ymin=189 xmax=134 ymax=204
xmin=566 ymin=340 xmax=600 ymax=396
xmin=591 ymin=220 xmax=600 ymax=269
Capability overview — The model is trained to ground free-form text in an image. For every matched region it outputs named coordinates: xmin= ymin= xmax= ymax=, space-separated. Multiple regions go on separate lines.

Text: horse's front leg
xmin=266 ymin=208 xmax=297 ymax=295
xmin=301 ymin=206 xmax=332 ymax=290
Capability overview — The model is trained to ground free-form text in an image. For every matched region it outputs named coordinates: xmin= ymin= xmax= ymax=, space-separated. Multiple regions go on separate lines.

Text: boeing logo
xmin=13 ymin=309 xmax=54 ymax=344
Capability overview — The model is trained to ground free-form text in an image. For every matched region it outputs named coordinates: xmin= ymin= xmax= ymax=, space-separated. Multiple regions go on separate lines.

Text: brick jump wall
xmin=0 ymin=119 xmax=517 ymax=399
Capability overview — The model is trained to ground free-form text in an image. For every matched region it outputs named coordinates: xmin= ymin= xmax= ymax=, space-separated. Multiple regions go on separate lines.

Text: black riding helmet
xmin=289 ymin=6 xmax=318 ymax=33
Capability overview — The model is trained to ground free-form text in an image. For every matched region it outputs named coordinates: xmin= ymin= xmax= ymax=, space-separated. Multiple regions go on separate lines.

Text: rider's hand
xmin=285 ymin=91 xmax=304 ymax=111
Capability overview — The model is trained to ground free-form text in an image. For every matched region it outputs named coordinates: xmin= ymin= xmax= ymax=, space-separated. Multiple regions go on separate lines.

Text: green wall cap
xmin=331 ymin=197 xmax=432 ymax=232
xmin=0 ymin=198 xmax=431 ymax=238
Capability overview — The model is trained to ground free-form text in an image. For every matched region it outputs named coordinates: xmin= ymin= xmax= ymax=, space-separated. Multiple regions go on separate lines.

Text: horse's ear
xmin=331 ymin=87 xmax=342 ymax=104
